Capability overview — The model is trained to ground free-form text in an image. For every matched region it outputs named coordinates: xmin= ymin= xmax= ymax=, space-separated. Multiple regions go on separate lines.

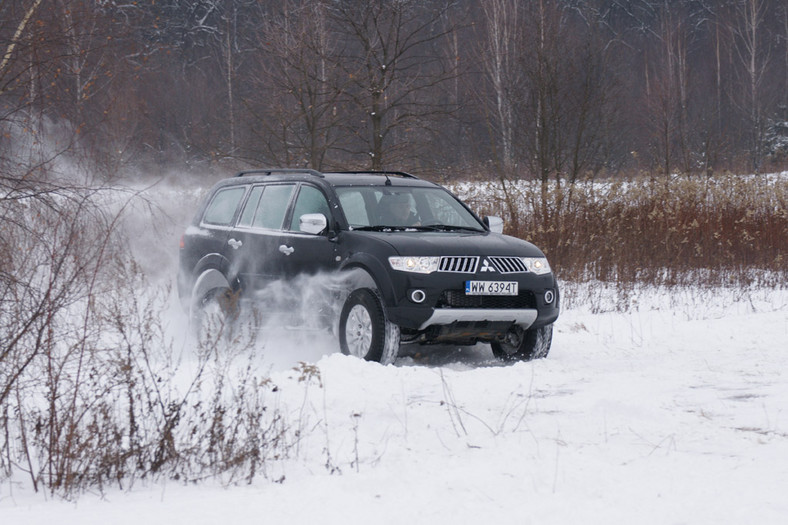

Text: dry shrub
xmin=459 ymin=173 xmax=787 ymax=288
xmin=1 ymin=177 xmax=295 ymax=497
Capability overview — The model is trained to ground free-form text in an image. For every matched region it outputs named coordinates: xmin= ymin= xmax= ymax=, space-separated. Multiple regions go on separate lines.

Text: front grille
xmin=438 ymin=256 xmax=479 ymax=273
xmin=488 ymin=256 xmax=528 ymax=274
xmin=436 ymin=290 xmax=537 ymax=309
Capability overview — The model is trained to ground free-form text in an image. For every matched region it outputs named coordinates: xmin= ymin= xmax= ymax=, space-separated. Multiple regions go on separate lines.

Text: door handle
xmin=228 ymin=238 xmax=243 ymax=250
xmin=279 ymin=244 xmax=294 ymax=256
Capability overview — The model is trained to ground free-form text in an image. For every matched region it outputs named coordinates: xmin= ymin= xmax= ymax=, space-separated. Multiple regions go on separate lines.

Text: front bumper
xmin=382 ymin=270 xmax=560 ymax=336
xmin=417 ymin=308 xmax=538 ymax=330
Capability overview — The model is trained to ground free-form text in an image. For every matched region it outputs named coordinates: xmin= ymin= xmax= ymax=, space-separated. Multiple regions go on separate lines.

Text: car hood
xmin=359 ymin=231 xmax=545 ymax=258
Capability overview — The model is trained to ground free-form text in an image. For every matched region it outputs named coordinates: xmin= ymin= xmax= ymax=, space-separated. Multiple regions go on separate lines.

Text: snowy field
xmin=3 ymin=282 xmax=786 ymax=524
xmin=1 ymin=181 xmax=787 ymax=524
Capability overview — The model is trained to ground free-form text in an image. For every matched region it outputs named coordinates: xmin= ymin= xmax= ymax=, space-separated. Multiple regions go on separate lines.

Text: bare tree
xmin=641 ymin=1 xmax=692 ymax=176
xmin=1 ymin=0 xmax=45 ymax=170
xmin=514 ymin=0 xmax=617 ymax=183
xmin=3 ymin=0 xmax=788 ymax=177
xmin=115 ymin=0 xmax=265 ymax=167
xmin=0 ymin=0 xmax=42 ymax=96
xmin=327 ymin=0 xmax=461 ymax=170
xmin=731 ymin=0 xmax=772 ymax=173
xmin=479 ymin=0 xmax=522 ymax=170
xmin=0 ymin=176 xmax=117 ymax=407
xmin=244 ymin=0 xmax=344 ymax=169
xmin=784 ymin=3 xmax=788 ymax=112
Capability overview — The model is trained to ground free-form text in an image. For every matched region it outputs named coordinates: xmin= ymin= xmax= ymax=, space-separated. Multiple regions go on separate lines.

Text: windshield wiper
xmin=352 ymin=225 xmax=409 ymax=231
xmin=412 ymin=224 xmax=484 ymax=233
xmin=352 ymin=224 xmax=483 ymax=233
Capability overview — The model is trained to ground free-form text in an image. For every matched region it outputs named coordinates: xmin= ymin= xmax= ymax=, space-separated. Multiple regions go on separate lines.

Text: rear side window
xmin=202 ymin=187 xmax=246 ymax=226
xmin=238 ymin=186 xmax=264 ymax=227
xmin=253 ymin=184 xmax=295 ymax=230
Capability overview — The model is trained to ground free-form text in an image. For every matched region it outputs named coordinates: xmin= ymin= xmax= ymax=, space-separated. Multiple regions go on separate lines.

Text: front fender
xmin=339 ymin=253 xmax=397 ymax=307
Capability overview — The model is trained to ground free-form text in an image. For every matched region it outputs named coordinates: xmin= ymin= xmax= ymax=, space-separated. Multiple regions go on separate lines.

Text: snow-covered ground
xmin=2 ymin=281 xmax=786 ymax=524
xmin=2 ymin=180 xmax=786 ymax=523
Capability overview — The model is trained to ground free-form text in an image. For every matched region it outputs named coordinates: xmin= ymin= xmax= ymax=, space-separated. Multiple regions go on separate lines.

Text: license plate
xmin=465 ymin=280 xmax=518 ymax=296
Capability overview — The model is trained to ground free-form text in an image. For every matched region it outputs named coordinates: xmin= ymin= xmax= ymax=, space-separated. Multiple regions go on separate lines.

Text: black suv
xmin=178 ymin=169 xmax=559 ymax=364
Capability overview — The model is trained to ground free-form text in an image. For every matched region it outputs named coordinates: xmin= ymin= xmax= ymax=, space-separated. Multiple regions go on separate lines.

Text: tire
xmin=339 ymin=288 xmax=400 ymax=364
xmin=191 ymin=286 xmax=240 ymax=341
xmin=491 ymin=324 xmax=553 ymax=362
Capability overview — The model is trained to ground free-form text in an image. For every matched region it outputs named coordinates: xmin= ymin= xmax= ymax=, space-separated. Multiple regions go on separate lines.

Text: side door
xmin=278 ymin=183 xmax=340 ymax=279
xmin=195 ymin=184 xmax=249 ymax=277
xmin=226 ymin=183 xmax=297 ymax=294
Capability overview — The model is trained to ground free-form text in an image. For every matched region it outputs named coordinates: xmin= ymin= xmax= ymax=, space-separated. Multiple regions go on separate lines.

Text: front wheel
xmin=339 ymin=289 xmax=400 ymax=365
xmin=491 ymin=324 xmax=553 ymax=362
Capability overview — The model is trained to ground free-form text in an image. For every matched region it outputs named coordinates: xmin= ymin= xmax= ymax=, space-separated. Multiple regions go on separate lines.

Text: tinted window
xmin=289 ymin=185 xmax=331 ymax=231
xmin=423 ymin=190 xmax=473 ymax=226
xmin=238 ymin=186 xmax=264 ymax=227
xmin=253 ymin=184 xmax=295 ymax=230
xmin=202 ymin=187 xmax=246 ymax=226
xmin=335 ymin=186 xmax=483 ymax=230
xmin=337 ymin=190 xmax=370 ymax=227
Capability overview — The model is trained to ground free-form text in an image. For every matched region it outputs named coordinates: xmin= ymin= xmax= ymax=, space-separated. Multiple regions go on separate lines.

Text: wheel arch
xmin=190 ymin=267 xmax=232 ymax=311
xmin=338 ymin=254 xmax=397 ymax=306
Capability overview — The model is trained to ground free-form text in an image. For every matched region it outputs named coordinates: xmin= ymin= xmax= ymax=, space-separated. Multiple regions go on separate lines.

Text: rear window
xmin=202 ymin=187 xmax=246 ymax=226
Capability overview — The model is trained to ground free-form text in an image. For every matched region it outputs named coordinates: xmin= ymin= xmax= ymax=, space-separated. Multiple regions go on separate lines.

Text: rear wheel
xmin=491 ymin=324 xmax=553 ymax=362
xmin=339 ymin=289 xmax=400 ymax=364
xmin=191 ymin=286 xmax=240 ymax=341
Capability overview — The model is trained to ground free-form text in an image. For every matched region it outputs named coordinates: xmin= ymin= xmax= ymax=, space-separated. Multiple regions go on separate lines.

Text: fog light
xmin=544 ymin=290 xmax=555 ymax=304
xmin=410 ymin=289 xmax=426 ymax=303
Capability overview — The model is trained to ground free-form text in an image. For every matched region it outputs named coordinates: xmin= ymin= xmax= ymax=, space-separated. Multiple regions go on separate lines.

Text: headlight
xmin=388 ymin=256 xmax=440 ymax=274
xmin=521 ymin=257 xmax=551 ymax=275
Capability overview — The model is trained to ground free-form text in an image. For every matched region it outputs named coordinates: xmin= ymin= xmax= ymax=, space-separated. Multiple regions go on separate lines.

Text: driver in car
xmin=380 ymin=193 xmax=420 ymax=226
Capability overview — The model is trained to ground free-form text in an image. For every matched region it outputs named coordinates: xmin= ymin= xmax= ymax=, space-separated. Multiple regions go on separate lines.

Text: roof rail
xmin=236 ymin=168 xmax=324 ymax=178
xmin=330 ymin=170 xmax=419 ymax=179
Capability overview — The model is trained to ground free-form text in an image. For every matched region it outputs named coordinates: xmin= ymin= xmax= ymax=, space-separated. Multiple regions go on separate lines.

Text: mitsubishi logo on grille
xmin=480 ymin=259 xmax=496 ymax=272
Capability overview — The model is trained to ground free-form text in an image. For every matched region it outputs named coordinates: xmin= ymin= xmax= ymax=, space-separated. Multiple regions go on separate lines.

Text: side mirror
xmin=484 ymin=216 xmax=504 ymax=234
xmin=299 ymin=213 xmax=328 ymax=235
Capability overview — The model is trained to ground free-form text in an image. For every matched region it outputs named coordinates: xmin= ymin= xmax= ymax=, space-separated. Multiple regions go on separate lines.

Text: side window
xmin=202 ymin=187 xmax=246 ymax=226
xmin=253 ymin=184 xmax=295 ymax=230
xmin=238 ymin=186 xmax=264 ymax=227
xmin=289 ymin=185 xmax=331 ymax=231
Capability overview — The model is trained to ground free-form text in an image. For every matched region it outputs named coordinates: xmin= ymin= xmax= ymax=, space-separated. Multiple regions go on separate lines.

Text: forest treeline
xmin=2 ymin=0 xmax=788 ymax=181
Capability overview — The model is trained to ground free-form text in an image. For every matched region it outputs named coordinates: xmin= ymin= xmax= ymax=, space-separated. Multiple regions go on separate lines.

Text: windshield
xmin=335 ymin=186 xmax=484 ymax=231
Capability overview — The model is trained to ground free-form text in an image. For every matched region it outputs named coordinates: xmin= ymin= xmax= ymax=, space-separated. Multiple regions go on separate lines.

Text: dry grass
xmin=458 ymin=173 xmax=787 ymax=287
